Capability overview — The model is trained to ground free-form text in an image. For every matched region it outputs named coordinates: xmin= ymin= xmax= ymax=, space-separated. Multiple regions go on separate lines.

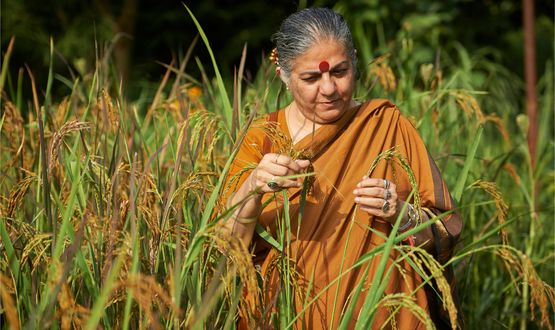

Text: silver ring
xmin=383 ymin=179 xmax=390 ymax=190
xmin=267 ymin=176 xmax=279 ymax=190
xmin=382 ymin=200 xmax=390 ymax=212
xmin=384 ymin=189 xmax=391 ymax=200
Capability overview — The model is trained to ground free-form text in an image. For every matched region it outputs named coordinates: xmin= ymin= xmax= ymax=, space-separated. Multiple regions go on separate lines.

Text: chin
xmin=316 ymin=108 xmax=346 ymax=124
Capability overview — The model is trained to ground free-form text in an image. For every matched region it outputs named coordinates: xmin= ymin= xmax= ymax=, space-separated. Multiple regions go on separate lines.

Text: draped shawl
xmin=226 ymin=99 xmax=462 ymax=329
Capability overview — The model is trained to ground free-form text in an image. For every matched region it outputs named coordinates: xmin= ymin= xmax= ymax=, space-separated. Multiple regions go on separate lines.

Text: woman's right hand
xmin=248 ymin=153 xmax=311 ymax=194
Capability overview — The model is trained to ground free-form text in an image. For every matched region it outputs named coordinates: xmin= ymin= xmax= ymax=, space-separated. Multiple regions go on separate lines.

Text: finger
xmin=295 ymin=159 xmax=311 ymax=168
xmin=266 ymin=161 xmax=310 ymax=178
xmin=359 ymin=205 xmax=382 ymax=216
xmin=359 ymin=202 xmax=398 ymax=220
xmin=264 ymin=154 xmax=311 ymax=172
xmin=260 ymin=172 xmax=302 ymax=190
xmin=353 ymin=187 xmax=385 ymax=198
xmin=353 ymin=196 xmax=384 ymax=209
xmin=357 ymin=177 xmax=386 ymax=188
xmin=277 ymin=156 xmax=308 ymax=172
xmin=260 ymin=162 xmax=292 ymax=177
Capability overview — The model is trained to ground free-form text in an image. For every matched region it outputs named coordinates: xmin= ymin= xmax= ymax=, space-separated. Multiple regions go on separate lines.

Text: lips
xmin=320 ymin=99 xmax=339 ymax=104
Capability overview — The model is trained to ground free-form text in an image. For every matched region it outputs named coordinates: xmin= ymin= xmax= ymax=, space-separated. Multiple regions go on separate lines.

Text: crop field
xmin=0 ymin=8 xmax=554 ymax=330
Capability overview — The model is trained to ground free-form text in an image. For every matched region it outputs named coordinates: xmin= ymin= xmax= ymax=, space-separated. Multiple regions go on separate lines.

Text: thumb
xmin=295 ymin=159 xmax=311 ymax=168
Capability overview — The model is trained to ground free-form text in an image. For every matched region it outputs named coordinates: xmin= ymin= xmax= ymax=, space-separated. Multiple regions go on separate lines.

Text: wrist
xmin=228 ymin=192 xmax=262 ymax=219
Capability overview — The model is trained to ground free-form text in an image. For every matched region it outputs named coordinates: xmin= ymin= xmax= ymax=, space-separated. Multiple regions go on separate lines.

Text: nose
xmin=320 ymin=74 xmax=337 ymax=96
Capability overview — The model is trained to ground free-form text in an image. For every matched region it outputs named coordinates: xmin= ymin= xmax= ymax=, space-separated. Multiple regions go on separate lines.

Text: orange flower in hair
xmin=269 ymin=48 xmax=280 ymax=66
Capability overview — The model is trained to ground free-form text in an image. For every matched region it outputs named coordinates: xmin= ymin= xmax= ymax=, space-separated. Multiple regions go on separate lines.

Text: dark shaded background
xmin=2 ymin=0 xmax=553 ymax=99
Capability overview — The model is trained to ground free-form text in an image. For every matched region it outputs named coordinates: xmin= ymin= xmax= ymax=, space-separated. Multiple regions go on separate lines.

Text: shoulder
xmin=240 ymin=109 xmax=283 ymax=152
xmin=356 ymin=99 xmax=420 ymax=135
xmin=359 ymin=98 xmax=400 ymax=118
xmin=355 ymin=98 xmax=403 ymax=125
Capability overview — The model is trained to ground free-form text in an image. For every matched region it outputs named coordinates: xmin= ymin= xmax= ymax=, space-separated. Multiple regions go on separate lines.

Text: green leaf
xmin=453 ymin=125 xmax=483 ymax=202
xmin=255 ymin=224 xmax=282 ymax=252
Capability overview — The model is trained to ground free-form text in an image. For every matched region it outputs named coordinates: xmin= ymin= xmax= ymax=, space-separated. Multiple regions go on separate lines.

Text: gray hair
xmin=272 ymin=7 xmax=357 ymax=77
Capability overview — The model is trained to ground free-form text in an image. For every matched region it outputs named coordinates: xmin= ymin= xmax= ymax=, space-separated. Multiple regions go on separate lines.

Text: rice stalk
xmin=20 ymin=233 xmax=53 ymax=271
xmin=494 ymin=246 xmax=555 ymax=329
xmin=451 ymin=244 xmax=555 ymax=329
xmin=398 ymin=245 xmax=458 ymax=329
xmin=0 ymin=96 xmax=25 ymax=176
xmin=502 ymin=163 xmax=522 ymax=186
xmin=449 ymin=90 xmax=484 ymax=124
xmin=470 ymin=180 xmax=509 ymax=244
xmin=0 ymin=271 xmax=20 ymax=330
xmin=52 ymin=98 xmax=70 ymax=129
xmin=48 ymin=120 xmax=91 ymax=173
xmin=172 ymin=171 xmax=215 ymax=206
xmin=482 ymin=114 xmax=511 ymax=145
xmin=56 ymin=282 xmax=90 ymax=330
xmin=96 ymin=88 xmax=119 ymax=133
xmin=206 ymin=223 xmax=260 ymax=324
xmin=369 ymin=54 xmax=397 ymax=92
xmin=116 ymin=274 xmax=181 ymax=329
xmin=376 ymin=293 xmax=435 ymax=330
xmin=366 ymin=146 xmax=423 ymax=224
xmin=3 ymin=174 xmax=36 ymax=218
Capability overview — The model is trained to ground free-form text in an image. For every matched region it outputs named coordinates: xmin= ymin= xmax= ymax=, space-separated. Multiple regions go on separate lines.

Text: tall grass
xmin=1 ymin=9 xmax=554 ymax=329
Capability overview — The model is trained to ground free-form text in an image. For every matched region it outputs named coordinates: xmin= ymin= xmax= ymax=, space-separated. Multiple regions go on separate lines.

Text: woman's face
xmin=285 ymin=38 xmax=355 ymax=124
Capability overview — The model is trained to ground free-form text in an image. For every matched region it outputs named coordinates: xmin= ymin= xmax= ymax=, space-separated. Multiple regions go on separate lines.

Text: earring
xmin=286 ymin=84 xmax=290 ymax=91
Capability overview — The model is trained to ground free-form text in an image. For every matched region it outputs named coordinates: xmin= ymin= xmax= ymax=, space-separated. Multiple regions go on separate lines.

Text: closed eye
xmin=331 ymin=68 xmax=349 ymax=77
xmin=301 ymin=75 xmax=320 ymax=82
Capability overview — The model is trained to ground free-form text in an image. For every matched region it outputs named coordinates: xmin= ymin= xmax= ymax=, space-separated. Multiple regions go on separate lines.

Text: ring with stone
xmin=382 ymin=200 xmax=390 ymax=212
xmin=267 ymin=176 xmax=279 ymax=190
xmin=384 ymin=189 xmax=391 ymax=200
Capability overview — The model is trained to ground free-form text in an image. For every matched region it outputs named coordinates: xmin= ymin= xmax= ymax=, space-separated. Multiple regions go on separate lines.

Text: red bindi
xmin=319 ymin=60 xmax=330 ymax=73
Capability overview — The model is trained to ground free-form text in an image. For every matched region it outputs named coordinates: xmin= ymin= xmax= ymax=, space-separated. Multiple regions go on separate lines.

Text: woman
xmin=223 ymin=7 xmax=462 ymax=329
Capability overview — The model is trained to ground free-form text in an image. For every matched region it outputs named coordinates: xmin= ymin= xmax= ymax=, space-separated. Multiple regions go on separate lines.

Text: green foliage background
xmin=0 ymin=1 xmax=554 ymax=329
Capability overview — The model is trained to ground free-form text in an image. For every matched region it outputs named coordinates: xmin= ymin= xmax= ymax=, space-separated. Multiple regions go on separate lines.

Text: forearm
xmin=223 ymin=173 xmax=263 ymax=247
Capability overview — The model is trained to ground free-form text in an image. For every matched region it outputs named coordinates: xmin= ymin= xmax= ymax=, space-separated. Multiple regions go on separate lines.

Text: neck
xmin=286 ymin=102 xmax=321 ymax=144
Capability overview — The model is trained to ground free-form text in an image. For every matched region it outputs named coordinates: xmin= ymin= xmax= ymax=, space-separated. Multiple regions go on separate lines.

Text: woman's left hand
xmin=353 ymin=176 xmax=400 ymax=223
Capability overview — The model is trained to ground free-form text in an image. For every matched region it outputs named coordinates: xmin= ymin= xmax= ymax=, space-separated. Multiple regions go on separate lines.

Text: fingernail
xmin=354 ymin=197 xmax=360 ymax=203
xmin=353 ymin=189 xmax=358 ymax=194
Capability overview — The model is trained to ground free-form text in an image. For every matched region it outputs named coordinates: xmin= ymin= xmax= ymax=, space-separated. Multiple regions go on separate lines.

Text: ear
xmin=276 ymin=67 xmax=289 ymax=85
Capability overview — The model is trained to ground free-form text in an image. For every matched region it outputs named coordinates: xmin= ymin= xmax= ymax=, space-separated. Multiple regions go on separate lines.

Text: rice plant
xmin=0 ymin=6 xmax=553 ymax=329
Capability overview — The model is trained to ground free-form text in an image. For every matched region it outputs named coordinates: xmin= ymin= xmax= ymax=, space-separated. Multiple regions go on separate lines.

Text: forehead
xmin=291 ymin=39 xmax=349 ymax=73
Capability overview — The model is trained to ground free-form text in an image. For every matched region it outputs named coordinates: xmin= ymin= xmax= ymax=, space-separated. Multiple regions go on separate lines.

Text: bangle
xmin=226 ymin=195 xmax=258 ymax=225
xmin=398 ymin=217 xmax=413 ymax=232
xmin=398 ymin=203 xmax=417 ymax=232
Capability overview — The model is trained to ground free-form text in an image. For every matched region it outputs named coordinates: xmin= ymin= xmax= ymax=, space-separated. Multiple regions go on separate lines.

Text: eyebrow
xmin=299 ymin=60 xmax=350 ymax=75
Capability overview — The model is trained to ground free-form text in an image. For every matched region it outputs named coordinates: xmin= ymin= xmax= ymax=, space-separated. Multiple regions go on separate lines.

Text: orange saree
xmin=226 ymin=99 xmax=462 ymax=329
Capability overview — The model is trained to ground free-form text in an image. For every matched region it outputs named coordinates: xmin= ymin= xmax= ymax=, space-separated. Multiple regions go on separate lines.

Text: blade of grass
xmin=453 ymin=125 xmax=483 ymax=202
xmin=26 ymin=65 xmax=53 ymax=235
xmin=84 ymin=251 xmax=126 ymax=330
xmin=356 ymin=193 xmax=413 ymax=329
xmin=183 ymin=4 xmax=233 ymax=127
xmin=0 ymin=36 xmax=15 ymax=94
